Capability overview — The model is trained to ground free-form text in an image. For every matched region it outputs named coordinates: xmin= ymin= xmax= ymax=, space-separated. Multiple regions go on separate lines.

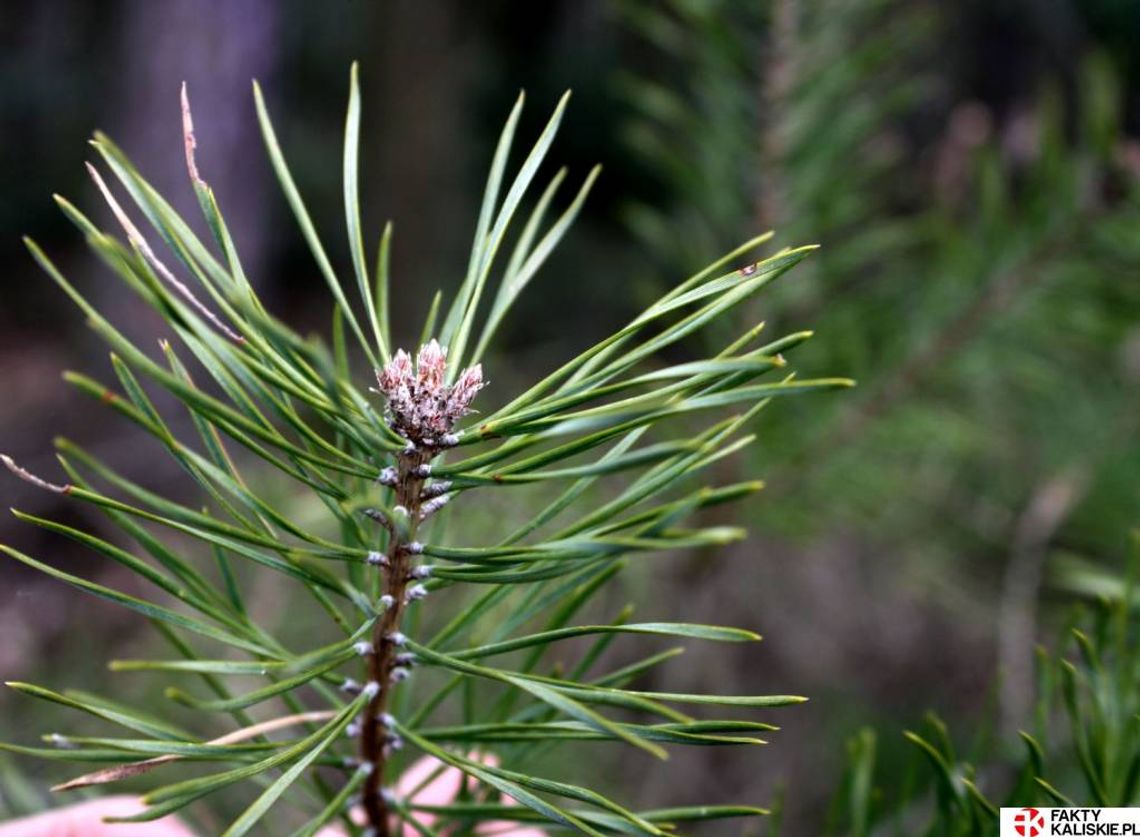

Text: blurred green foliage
xmin=824 ymin=532 xmax=1140 ymax=835
xmin=617 ymin=0 xmax=1140 ymax=830
xmin=619 ymin=0 xmax=1140 ymax=560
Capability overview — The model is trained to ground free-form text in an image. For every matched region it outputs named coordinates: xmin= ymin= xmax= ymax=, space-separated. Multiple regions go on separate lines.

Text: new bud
xmin=373 ymin=340 xmax=487 ymax=445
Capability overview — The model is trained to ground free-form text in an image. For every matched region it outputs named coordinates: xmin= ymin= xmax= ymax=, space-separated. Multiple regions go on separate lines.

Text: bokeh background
xmin=1 ymin=0 xmax=1138 ymax=833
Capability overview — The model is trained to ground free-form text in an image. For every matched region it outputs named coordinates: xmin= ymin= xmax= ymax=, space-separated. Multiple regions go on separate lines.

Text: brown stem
xmin=998 ymin=467 xmax=1088 ymax=737
xmin=756 ymin=0 xmax=798 ymax=233
xmin=361 ymin=449 xmax=428 ymax=836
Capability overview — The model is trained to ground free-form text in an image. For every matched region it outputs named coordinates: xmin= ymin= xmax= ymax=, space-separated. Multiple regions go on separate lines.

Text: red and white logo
xmin=1013 ymin=808 xmax=1044 ymax=837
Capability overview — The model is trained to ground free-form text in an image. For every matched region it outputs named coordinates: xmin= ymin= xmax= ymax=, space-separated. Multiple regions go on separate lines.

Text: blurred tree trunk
xmin=365 ymin=1 xmax=475 ymax=348
xmin=2 ymin=0 xmax=283 ymax=517
xmin=110 ymin=0 xmax=280 ymax=295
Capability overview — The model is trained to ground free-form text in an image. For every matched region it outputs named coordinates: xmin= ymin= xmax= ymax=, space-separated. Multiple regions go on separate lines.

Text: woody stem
xmin=361 ymin=449 xmax=426 ymax=836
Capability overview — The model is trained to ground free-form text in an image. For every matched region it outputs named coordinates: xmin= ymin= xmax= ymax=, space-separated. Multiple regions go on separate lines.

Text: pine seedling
xmin=2 ymin=64 xmax=851 ymax=835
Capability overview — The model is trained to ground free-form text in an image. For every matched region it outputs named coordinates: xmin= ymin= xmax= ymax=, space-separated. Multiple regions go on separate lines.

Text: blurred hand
xmin=0 ymin=796 xmax=195 ymax=836
xmin=0 ymin=756 xmax=544 ymax=837
xmin=360 ymin=755 xmax=546 ymax=837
